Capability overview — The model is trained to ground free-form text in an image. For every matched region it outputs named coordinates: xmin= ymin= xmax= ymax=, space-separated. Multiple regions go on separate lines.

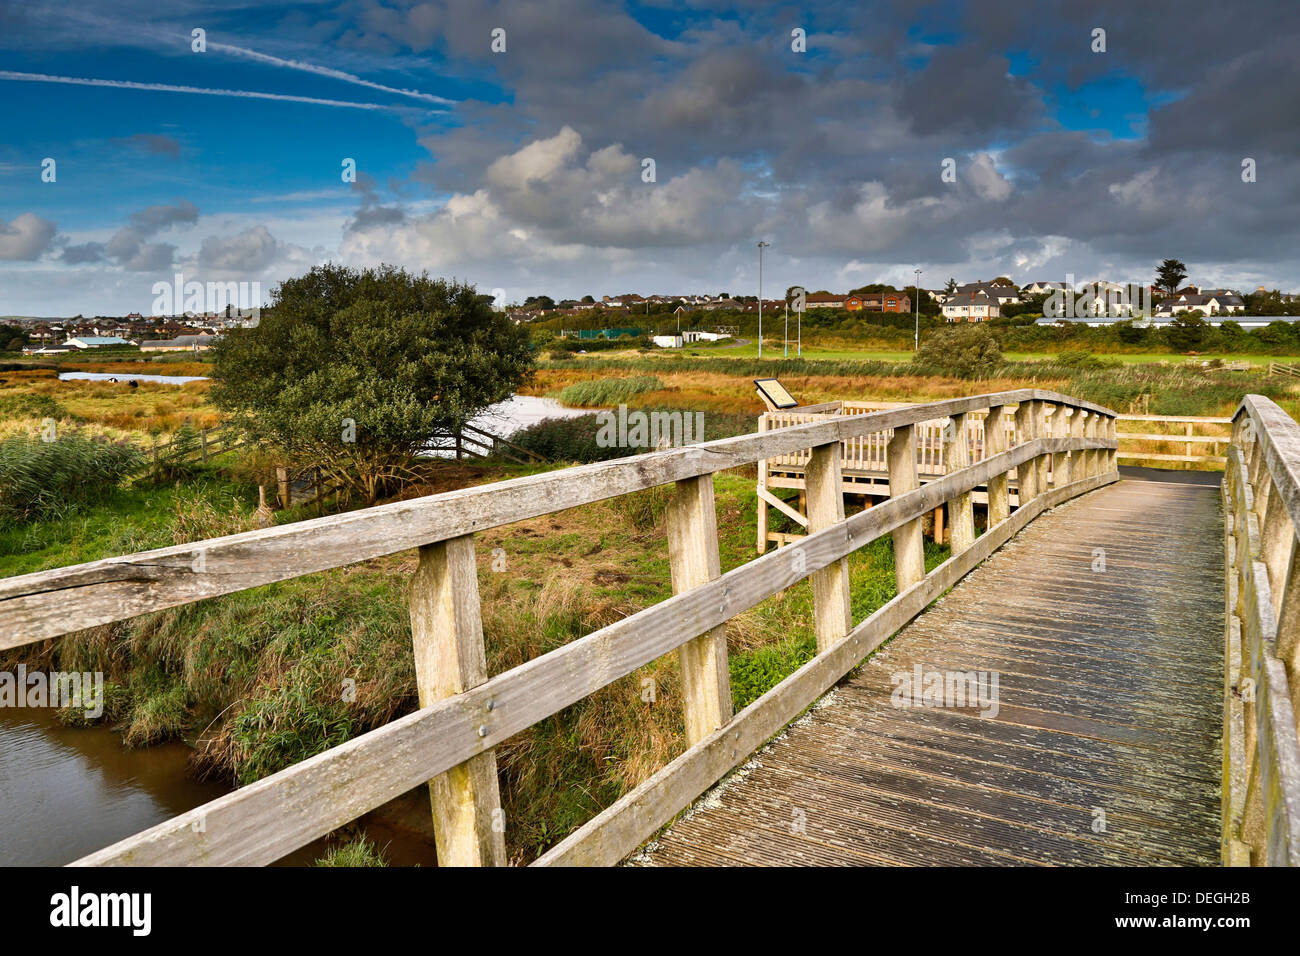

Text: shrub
xmin=0 ymin=393 xmax=65 ymax=420
xmin=556 ymin=375 xmax=664 ymax=406
xmin=0 ymin=433 xmax=143 ymax=521
xmin=508 ymin=414 xmax=623 ymax=463
xmin=913 ymin=324 xmax=1004 ymax=378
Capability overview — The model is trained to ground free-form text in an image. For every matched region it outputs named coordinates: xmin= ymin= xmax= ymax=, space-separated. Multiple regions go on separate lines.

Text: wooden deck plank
xmin=639 ymin=479 xmax=1224 ymax=866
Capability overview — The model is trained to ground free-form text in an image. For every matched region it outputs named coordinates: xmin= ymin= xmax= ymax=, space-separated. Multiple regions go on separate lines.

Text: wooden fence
xmin=1222 ymin=395 xmax=1300 ymax=865
xmin=147 ymin=423 xmax=245 ymax=470
xmin=757 ymin=400 xmax=1225 ymax=552
xmin=1269 ymin=362 xmax=1300 ymax=379
xmin=1116 ymin=413 xmax=1232 ymax=467
xmin=0 ymin=389 xmax=1118 ymax=867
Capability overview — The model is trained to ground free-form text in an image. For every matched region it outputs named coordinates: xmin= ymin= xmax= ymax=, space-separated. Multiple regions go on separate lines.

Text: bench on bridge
xmin=3 ymin=390 xmax=1294 ymax=866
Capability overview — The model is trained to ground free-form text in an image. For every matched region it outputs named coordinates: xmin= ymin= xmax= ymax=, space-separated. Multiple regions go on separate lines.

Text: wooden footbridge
xmin=1 ymin=390 xmax=1298 ymax=866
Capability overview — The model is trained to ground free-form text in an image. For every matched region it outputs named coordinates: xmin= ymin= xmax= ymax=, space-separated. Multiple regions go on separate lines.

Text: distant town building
xmin=942 ymin=291 xmax=1001 ymax=321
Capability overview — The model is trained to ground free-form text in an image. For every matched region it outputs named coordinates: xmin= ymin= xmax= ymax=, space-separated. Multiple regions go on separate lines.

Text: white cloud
xmin=0 ymin=213 xmax=56 ymax=260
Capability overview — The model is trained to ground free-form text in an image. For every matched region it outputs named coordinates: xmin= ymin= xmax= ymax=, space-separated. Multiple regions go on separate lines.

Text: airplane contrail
xmin=206 ymin=41 xmax=456 ymax=106
xmin=0 ymin=70 xmax=438 ymax=112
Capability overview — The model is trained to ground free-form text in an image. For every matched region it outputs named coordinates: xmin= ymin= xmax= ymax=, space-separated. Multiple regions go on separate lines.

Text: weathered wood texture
xmin=638 ymin=480 xmax=1224 ymax=866
xmin=409 ymin=537 xmax=505 ymax=866
xmin=1223 ymin=394 xmax=1300 ymax=865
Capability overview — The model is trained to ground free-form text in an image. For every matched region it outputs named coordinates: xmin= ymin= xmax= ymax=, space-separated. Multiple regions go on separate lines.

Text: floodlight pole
xmin=757 ymin=241 xmax=770 ymax=358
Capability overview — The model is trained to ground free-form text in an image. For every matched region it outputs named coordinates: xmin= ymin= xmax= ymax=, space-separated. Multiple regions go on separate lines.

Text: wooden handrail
xmin=0 ymin=389 xmax=1111 ymax=647
xmin=1223 ymin=394 xmax=1300 ymax=865
xmin=0 ymin=389 xmax=1118 ymax=867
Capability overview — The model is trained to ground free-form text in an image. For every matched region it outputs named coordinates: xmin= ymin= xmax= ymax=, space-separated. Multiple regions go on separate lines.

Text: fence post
xmin=1050 ymin=404 xmax=1070 ymax=488
xmin=806 ymin=440 xmax=853 ymax=653
xmin=409 ymin=536 xmax=506 ymax=867
xmin=1014 ymin=401 xmax=1038 ymax=504
xmin=945 ymin=413 xmax=975 ymax=553
xmin=200 ymin=428 xmax=209 ymax=463
xmin=276 ymin=467 xmax=290 ymax=509
xmin=984 ymin=406 xmax=1010 ymax=525
xmin=887 ymin=424 xmax=925 ymax=590
xmin=667 ymin=474 xmax=733 ymax=745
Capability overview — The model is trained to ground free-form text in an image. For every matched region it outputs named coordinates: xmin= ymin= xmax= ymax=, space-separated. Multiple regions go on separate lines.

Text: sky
xmin=1 ymin=0 xmax=1298 ymax=316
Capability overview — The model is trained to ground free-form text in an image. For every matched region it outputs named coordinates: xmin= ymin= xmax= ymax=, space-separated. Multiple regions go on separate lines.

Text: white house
xmin=1154 ymin=292 xmax=1246 ymax=317
xmin=942 ymin=291 xmax=1000 ymax=322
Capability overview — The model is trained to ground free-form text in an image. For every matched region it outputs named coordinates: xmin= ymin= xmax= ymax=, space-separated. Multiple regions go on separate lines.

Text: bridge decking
xmin=639 ymin=479 xmax=1225 ymax=866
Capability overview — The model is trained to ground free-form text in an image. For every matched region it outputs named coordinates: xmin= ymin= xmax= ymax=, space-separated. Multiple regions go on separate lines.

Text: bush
xmin=508 ymin=414 xmax=623 ymax=463
xmin=1055 ymin=349 xmax=1118 ymax=370
xmin=0 ymin=393 xmax=65 ymax=420
xmin=913 ymin=324 xmax=1004 ymax=378
xmin=0 ymin=433 xmax=143 ymax=521
xmin=556 ymin=376 xmax=663 ymax=406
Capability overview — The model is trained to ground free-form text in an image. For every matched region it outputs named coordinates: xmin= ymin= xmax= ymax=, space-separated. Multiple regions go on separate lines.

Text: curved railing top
xmin=1234 ymin=394 xmax=1300 ymax=532
xmin=0 ymin=389 xmax=1115 ymax=648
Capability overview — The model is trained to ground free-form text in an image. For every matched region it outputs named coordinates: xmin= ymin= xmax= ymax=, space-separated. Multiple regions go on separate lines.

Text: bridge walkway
xmin=640 ymin=479 xmax=1225 ymax=866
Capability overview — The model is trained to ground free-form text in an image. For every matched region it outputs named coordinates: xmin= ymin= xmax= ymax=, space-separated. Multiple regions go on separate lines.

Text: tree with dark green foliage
xmin=913 ymin=323 xmax=1003 ymax=378
xmin=1164 ymin=312 xmax=1208 ymax=352
xmin=1155 ymin=258 xmax=1188 ymax=296
xmin=210 ymin=264 xmax=535 ymax=502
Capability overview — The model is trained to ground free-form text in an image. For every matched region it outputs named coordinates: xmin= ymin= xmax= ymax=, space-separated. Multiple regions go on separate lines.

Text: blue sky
xmin=2 ymin=0 xmax=1297 ymax=315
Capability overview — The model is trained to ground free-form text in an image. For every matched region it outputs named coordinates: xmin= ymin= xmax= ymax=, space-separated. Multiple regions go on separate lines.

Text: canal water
xmin=0 ymin=708 xmax=226 ymax=866
xmin=58 ymin=372 xmax=209 ymax=385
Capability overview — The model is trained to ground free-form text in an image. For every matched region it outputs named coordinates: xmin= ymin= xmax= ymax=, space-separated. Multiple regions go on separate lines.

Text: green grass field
xmin=645 ymin=338 xmax=1300 ymax=367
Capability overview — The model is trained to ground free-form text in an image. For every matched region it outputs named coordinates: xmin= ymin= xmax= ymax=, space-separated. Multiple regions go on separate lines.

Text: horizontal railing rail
xmin=1222 ymin=395 xmax=1300 ymax=865
xmin=0 ymin=389 xmax=1118 ymax=867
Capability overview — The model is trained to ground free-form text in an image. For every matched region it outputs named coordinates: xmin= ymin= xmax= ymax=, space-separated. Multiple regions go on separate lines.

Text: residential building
xmin=941 ymin=291 xmax=1001 ymax=321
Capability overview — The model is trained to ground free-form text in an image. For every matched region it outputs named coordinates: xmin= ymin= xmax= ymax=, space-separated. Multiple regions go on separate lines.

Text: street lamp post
xmin=913 ymin=268 xmax=922 ymax=351
xmin=757 ymin=241 xmax=770 ymax=359
xmin=784 ymin=301 xmax=788 ymax=357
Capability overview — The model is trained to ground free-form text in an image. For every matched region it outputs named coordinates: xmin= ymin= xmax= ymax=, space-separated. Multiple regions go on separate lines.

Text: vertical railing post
xmin=806 ymin=440 xmax=853 ymax=653
xmin=887 ymin=424 xmax=925 ymax=591
xmin=1084 ymin=412 xmax=1100 ymax=477
xmin=1033 ymin=401 xmax=1049 ymax=492
xmin=410 ymin=536 xmax=506 ymax=867
xmin=667 ymin=474 xmax=733 ymax=744
xmin=1069 ymin=406 xmax=1087 ymax=483
xmin=1014 ymin=400 xmax=1038 ymax=504
xmin=984 ymin=405 xmax=1010 ymax=525
xmin=945 ymin=413 xmax=975 ymax=553
xmin=1050 ymin=404 xmax=1070 ymax=487
xmin=1107 ymin=415 xmax=1118 ymax=473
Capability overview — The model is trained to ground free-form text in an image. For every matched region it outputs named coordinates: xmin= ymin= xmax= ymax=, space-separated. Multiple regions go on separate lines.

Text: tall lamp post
xmin=757 ymin=241 xmax=770 ymax=358
xmin=913 ymin=268 xmax=922 ymax=351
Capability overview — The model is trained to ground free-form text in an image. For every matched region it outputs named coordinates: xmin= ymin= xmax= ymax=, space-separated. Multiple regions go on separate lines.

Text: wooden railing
xmin=147 ymin=422 xmax=245 ymax=469
xmin=1268 ymin=362 xmax=1300 ymax=379
xmin=1222 ymin=394 xmax=1300 ymax=865
xmin=0 ymin=389 xmax=1118 ymax=867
